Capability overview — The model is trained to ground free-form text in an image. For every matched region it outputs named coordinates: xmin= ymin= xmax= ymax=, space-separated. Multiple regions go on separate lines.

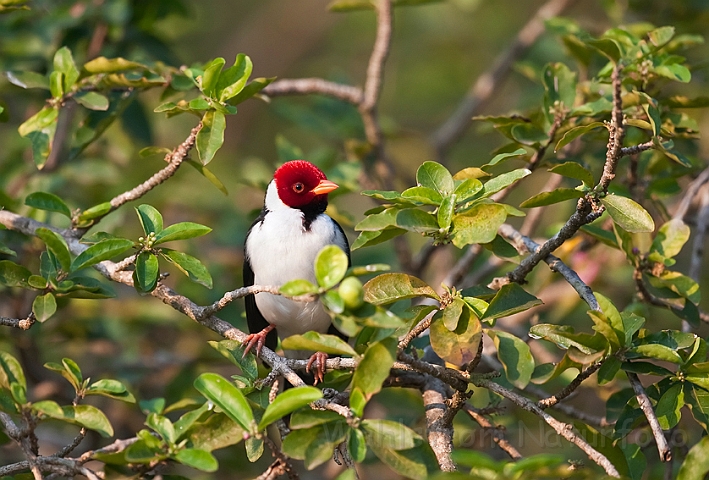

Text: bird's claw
xmin=242 ymin=325 xmax=275 ymax=358
xmin=306 ymin=351 xmax=329 ymax=385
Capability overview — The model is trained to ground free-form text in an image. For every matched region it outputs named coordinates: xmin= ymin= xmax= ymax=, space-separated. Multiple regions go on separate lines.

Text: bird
xmin=242 ymin=160 xmax=350 ymax=384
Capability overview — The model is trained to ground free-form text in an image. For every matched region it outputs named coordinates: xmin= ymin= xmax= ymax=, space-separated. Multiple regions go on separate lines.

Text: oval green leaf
xmin=314 ymin=245 xmax=349 ymax=289
xmin=601 ymin=195 xmax=655 ymax=233
xmin=160 ymin=249 xmax=213 ymax=289
xmin=363 ymin=273 xmax=440 ymax=305
xmin=488 ymin=330 xmax=534 ymax=389
xmin=133 ymin=251 xmax=159 ymax=293
xmin=416 ymin=161 xmax=454 ymax=196
xmin=153 ymin=222 xmax=212 ymax=245
xmin=135 ymin=204 xmax=163 ymax=235
xmin=32 ymin=292 xmax=57 ymax=323
xmin=175 ymin=448 xmax=219 ymax=472
xmin=281 ymin=331 xmax=358 ymax=357
xmin=70 ymin=238 xmax=134 ymax=272
xmin=36 ymin=227 xmax=71 ymax=272
xmin=193 ymin=372 xmax=255 ymax=433
xmin=25 ymin=192 xmax=71 ymax=218
xmin=196 ymin=110 xmax=226 ymax=165
xmin=258 ymin=386 xmax=323 ymax=430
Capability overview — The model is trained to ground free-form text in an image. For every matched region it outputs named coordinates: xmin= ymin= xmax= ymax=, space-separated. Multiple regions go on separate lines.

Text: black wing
xmin=243 ymin=211 xmax=278 ymax=351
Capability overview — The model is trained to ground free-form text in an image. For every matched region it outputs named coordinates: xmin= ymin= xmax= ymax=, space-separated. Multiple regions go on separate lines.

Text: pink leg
xmin=306 ymin=352 xmax=329 ymax=385
xmin=242 ymin=325 xmax=275 ymax=358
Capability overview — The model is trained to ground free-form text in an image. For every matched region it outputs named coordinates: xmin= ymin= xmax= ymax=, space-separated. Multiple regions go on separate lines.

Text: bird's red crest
xmin=273 ymin=160 xmax=335 ymax=208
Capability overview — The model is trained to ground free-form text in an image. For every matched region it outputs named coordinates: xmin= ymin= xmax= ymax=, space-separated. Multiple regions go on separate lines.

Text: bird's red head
xmin=273 ymin=160 xmax=339 ymax=208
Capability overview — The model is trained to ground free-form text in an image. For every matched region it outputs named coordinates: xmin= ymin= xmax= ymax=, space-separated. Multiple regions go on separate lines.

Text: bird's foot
xmin=242 ymin=325 xmax=275 ymax=358
xmin=306 ymin=351 xmax=329 ymax=385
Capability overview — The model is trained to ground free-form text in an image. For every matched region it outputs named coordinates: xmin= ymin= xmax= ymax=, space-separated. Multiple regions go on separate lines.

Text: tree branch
xmin=0 ymin=312 xmax=36 ymax=330
xmin=537 ymin=360 xmax=604 ymax=409
xmin=263 ymin=78 xmax=363 ymax=105
xmin=464 ymin=405 xmax=523 ymax=460
xmin=495 ymin=223 xmax=601 ymax=311
xmin=626 ymin=372 xmax=671 ymax=462
xmin=472 ymin=377 xmax=620 ymax=477
xmin=599 ymin=63 xmax=625 ymax=194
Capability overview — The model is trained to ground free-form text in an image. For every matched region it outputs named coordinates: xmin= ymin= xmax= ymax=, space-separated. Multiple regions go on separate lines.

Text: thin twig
xmin=496 ymin=223 xmax=600 ymax=311
xmin=398 ymin=310 xmax=437 ymax=351
xmin=599 ymin=63 xmax=625 ymax=193
xmin=673 ymin=165 xmax=709 ymax=221
xmin=263 ymin=78 xmax=363 ymax=105
xmin=627 ymin=372 xmax=671 ymax=462
xmin=0 ymin=312 xmax=36 ymax=330
xmin=473 ymin=377 xmax=620 ymax=477
xmin=464 ymin=405 xmax=523 ymax=460
xmin=620 ymin=140 xmax=654 ymax=158
xmin=537 ymin=360 xmax=604 ymax=409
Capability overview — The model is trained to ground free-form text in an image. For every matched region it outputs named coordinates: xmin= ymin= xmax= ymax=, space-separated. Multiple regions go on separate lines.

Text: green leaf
xmin=355 ymin=207 xmax=401 ymax=231
xmin=351 ymin=228 xmax=406 ymax=250
xmin=28 ymin=275 xmax=47 ymax=289
xmin=542 ymin=62 xmax=577 ymax=117
xmin=451 ymin=203 xmax=507 ymax=248
xmin=186 ymin=159 xmax=229 ymax=195
xmin=74 ymin=91 xmax=109 ymax=111
xmin=350 ymin=338 xmax=396 ymax=417
xmin=135 ymin=204 xmax=163 ymax=235
xmin=548 ymin=161 xmax=595 ymax=187
xmin=147 ymin=413 xmax=176 ymax=444
xmin=416 ymin=161 xmax=454 ymax=195
xmin=648 ymin=26 xmax=675 ymax=47
xmin=365 ymin=433 xmax=435 ymax=480
xmin=87 ymin=379 xmax=135 ymax=403
xmin=70 ymin=238 xmax=134 ymax=272
xmin=554 ymin=122 xmax=605 ymax=152
xmin=437 ymin=195 xmax=456 ymax=229
xmin=62 ymin=404 xmax=114 ymax=437
xmin=0 ymin=352 xmax=26 ymax=391
xmin=520 ymin=188 xmax=585 ymax=208
xmin=175 ymin=448 xmax=218 ymax=472
xmin=601 ymin=195 xmax=655 ymax=233
xmin=83 ymin=56 xmax=147 ymax=73
xmin=53 ymin=46 xmax=79 ymax=92
xmin=314 ymin=245 xmax=349 ymax=289
xmin=442 ymin=298 xmax=465 ymax=330
xmin=487 ymin=330 xmax=534 ymax=388
xmin=651 ymin=219 xmax=690 ymax=260
xmin=677 ymin=432 xmax=709 ymax=480
xmin=281 ymin=332 xmax=358 ymax=357
xmin=362 ymin=419 xmax=418 ymax=450
xmin=35 ymin=228 xmax=71 ymax=272
xmin=25 ymin=192 xmax=71 ymax=218
xmin=32 ymin=293 xmax=57 ymax=323
xmin=684 ymin=383 xmax=709 ymax=432
xmin=401 ymin=186 xmax=443 ymax=205
xmin=161 ymin=249 xmax=213 ymax=289
xmin=349 ymin=427 xmax=367 ymax=463
xmin=483 ymin=283 xmax=542 ymax=321
xmin=0 ymin=260 xmax=31 ymax=287
xmin=208 ymin=340 xmax=258 ymax=380
xmin=430 ymin=307 xmax=482 ymax=366
xmin=133 ymin=251 xmax=159 ymax=293
xmin=194 ymin=373 xmax=255 ymax=433
xmin=655 ymin=383 xmax=683 ymax=430
xmin=363 ymin=273 xmax=439 ymax=305
xmin=481 ymin=169 xmax=531 ymax=197
xmin=5 ymin=71 xmax=49 ymax=90
xmin=654 ymin=63 xmax=691 ymax=83
xmin=642 ymin=101 xmax=661 ymax=137
xmin=230 ymin=76 xmax=275 ymax=105
xmin=258 ymin=386 xmax=323 ymax=430
xmin=153 ymin=222 xmax=211 ymax=245
xmin=76 ymin=202 xmax=112 ymax=226
xmin=32 ymin=400 xmax=64 ymax=418
xmin=201 ymin=57 xmax=226 ymax=96
xmin=196 ymin=110 xmax=226 ymax=165
xmin=396 ymin=209 xmax=439 ymax=233
xmin=528 ymin=324 xmax=606 ymax=354
xmin=597 ymin=356 xmax=622 ymax=385
xmin=218 ymin=53 xmax=253 ymax=102
xmin=280 ymin=279 xmax=319 ymax=296
xmin=454 ymin=178 xmax=483 ymax=202
xmin=484 ymin=148 xmax=527 ymax=167
xmin=630 ymin=344 xmax=683 ymax=364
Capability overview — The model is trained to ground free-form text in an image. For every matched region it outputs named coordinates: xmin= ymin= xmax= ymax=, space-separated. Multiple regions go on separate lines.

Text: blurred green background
xmin=2 ymin=0 xmax=709 ymax=478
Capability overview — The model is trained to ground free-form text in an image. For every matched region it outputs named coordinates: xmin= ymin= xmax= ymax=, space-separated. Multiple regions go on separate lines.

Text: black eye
xmin=292 ymin=182 xmax=305 ymax=193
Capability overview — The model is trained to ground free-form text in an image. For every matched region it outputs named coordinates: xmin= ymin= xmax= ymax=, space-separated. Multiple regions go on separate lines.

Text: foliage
xmin=1 ymin=1 xmax=709 ymax=479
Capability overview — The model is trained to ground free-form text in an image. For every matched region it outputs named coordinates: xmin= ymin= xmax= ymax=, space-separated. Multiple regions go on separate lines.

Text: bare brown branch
xmin=599 ymin=63 xmax=625 ymax=193
xmin=473 ymin=377 xmax=620 ymax=477
xmin=263 ymin=78 xmax=362 ymax=105
xmin=627 ymin=372 xmax=671 ymax=462
xmin=464 ymin=405 xmax=523 ymax=460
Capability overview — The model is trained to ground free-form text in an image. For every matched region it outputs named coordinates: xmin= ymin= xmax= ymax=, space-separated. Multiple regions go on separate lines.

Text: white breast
xmin=245 ymin=182 xmax=348 ymax=341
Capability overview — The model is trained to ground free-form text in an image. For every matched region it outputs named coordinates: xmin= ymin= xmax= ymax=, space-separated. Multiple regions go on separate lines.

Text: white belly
xmin=245 ymin=207 xmax=347 ymax=341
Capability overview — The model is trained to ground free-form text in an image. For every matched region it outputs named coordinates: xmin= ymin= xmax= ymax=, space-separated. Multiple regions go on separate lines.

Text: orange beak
xmin=311 ymin=179 xmax=339 ymax=195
